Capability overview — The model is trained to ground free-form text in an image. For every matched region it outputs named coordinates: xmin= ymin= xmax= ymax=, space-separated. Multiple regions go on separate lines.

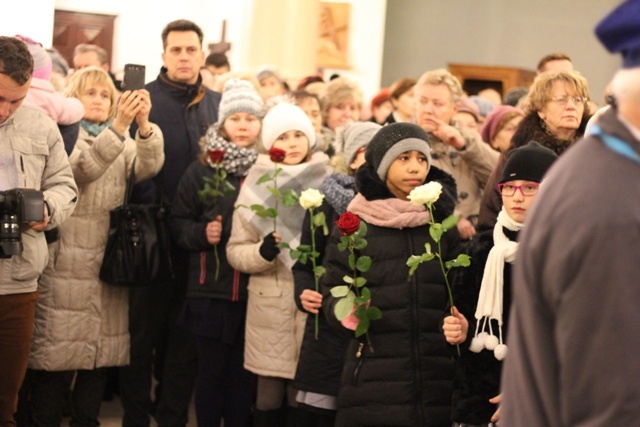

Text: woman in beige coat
xmin=26 ymin=66 xmax=164 ymax=426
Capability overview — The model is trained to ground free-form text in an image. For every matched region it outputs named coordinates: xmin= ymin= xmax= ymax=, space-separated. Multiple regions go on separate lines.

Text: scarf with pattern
xmin=204 ymin=127 xmax=258 ymax=177
xmin=235 ymin=152 xmax=330 ymax=268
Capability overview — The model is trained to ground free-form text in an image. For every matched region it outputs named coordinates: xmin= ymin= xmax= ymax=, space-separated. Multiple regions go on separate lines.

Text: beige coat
xmin=429 ymin=130 xmax=499 ymax=220
xmin=226 ymin=152 xmax=331 ymax=379
xmin=29 ymin=125 xmax=164 ymax=371
xmin=0 ymin=106 xmax=78 ymax=295
xmin=226 ymin=208 xmax=307 ymax=379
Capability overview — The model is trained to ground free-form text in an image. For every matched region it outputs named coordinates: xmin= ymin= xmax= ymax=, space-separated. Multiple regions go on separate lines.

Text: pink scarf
xmin=347 ymin=193 xmax=431 ymax=229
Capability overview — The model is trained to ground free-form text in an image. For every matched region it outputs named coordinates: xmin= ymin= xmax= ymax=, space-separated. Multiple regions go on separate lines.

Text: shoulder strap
xmin=123 ymin=157 xmax=137 ymax=205
xmin=591 ymin=123 xmax=640 ymax=165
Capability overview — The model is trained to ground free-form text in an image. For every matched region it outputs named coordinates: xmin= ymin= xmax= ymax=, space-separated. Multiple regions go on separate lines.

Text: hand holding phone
xmin=122 ymin=64 xmax=146 ymax=91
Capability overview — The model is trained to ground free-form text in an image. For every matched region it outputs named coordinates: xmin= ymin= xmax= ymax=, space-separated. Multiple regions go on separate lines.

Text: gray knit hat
xmin=217 ymin=78 xmax=265 ymax=127
xmin=365 ymin=122 xmax=432 ymax=181
xmin=339 ymin=121 xmax=382 ymax=168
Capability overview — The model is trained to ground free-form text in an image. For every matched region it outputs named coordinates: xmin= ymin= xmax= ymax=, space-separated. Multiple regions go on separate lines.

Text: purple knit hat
xmin=480 ymin=105 xmax=523 ymax=143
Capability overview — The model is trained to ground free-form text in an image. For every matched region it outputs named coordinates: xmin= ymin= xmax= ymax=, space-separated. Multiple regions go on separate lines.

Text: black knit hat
xmin=365 ymin=122 xmax=431 ymax=181
xmin=499 ymin=141 xmax=558 ymax=184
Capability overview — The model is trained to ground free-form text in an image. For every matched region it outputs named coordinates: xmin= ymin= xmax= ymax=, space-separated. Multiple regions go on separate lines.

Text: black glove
xmin=259 ymin=233 xmax=280 ymax=261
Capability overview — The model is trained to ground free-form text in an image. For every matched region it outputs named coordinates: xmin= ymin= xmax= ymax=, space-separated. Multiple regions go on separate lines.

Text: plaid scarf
xmin=235 ymin=152 xmax=330 ymax=268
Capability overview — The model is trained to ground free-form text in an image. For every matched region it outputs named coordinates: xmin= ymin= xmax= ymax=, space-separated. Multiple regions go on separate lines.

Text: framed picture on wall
xmin=317 ymin=2 xmax=351 ymax=69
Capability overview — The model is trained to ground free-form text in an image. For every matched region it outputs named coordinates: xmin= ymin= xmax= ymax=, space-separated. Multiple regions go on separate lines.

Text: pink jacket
xmin=23 ymin=78 xmax=84 ymax=125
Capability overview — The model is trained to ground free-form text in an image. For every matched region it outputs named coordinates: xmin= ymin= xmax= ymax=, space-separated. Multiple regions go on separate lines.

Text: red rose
xmin=269 ymin=147 xmax=287 ymax=163
xmin=335 ymin=212 xmax=361 ymax=236
xmin=208 ymin=149 xmax=225 ymax=164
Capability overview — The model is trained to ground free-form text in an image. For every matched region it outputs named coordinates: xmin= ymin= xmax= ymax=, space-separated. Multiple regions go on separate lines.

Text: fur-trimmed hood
xmin=355 ymin=162 xmax=457 ymax=223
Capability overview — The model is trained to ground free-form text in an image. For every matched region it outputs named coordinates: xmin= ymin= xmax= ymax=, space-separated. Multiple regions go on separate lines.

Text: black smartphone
xmin=122 ymin=63 xmax=146 ymax=90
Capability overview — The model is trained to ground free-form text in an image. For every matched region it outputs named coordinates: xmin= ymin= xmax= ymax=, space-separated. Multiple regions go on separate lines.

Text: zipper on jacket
xmin=407 ymin=231 xmax=426 ymax=423
xmin=351 ymin=342 xmax=365 ymax=386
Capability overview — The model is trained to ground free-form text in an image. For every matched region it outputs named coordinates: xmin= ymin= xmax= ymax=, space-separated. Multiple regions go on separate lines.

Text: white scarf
xmin=470 ymin=207 xmax=523 ymax=361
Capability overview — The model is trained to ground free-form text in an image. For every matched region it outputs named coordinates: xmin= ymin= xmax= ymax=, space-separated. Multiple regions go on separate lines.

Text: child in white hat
xmin=227 ymin=101 xmax=331 ymax=424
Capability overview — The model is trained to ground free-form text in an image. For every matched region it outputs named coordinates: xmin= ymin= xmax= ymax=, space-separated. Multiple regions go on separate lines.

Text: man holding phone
xmin=120 ymin=19 xmax=221 ymax=427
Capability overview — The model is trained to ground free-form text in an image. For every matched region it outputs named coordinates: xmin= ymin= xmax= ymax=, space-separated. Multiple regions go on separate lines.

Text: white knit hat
xmin=216 ymin=78 xmax=265 ymax=127
xmin=261 ymin=102 xmax=316 ymax=150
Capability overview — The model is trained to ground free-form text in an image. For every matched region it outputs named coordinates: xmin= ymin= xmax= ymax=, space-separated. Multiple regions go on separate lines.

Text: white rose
xmin=299 ymin=188 xmax=325 ymax=210
xmin=408 ymin=181 xmax=442 ymax=206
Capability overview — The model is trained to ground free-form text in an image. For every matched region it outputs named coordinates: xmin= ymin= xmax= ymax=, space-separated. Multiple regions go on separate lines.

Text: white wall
xmin=4 ymin=0 xmax=387 ymax=106
xmin=1 ymin=0 xmax=55 ymax=45
xmin=382 ymin=0 xmax=620 ymax=104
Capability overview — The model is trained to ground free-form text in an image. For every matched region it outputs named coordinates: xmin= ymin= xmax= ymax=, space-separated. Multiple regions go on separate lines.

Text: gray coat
xmin=500 ymin=108 xmax=640 ymax=426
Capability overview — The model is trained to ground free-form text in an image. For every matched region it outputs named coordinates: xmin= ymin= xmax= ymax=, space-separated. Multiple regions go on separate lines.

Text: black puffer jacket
xmin=448 ymin=227 xmax=516 ymax=424
xmin=170 ymin=160 xmax=249 ymax=301
xmin=322 ymin=165 xmax=461 ymax=427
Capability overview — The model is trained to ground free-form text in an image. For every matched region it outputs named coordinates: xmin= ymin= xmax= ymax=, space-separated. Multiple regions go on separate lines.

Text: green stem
xmin=309 ymin=208 xmax=319 ymax=340
xmin=273 ymin=166 xmax=279 ymax=286
xmin=429 ymin=205 xmax=460 ymax=356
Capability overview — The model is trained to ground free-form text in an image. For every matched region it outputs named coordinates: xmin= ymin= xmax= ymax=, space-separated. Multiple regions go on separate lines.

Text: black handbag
xmin=99 ymin=159 xmax=174 ymax=287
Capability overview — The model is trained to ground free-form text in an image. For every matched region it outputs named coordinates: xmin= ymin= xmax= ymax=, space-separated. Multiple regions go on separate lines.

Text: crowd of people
xmin=2 ymin=1 xmax=640 ymax=425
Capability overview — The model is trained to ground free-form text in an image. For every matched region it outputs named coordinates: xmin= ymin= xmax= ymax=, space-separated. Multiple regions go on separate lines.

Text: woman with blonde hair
xmin=27 ymin=66 xmax=164 ymax=426
xmin=318 ymin=77 xmax=363 ymax=156
xmin=478 ymin=70 xmax=591 ymax=229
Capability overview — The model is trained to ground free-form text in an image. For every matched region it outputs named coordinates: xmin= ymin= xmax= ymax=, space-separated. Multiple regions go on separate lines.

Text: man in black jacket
xmin=120 ymin=19 xmax=221 ymax=427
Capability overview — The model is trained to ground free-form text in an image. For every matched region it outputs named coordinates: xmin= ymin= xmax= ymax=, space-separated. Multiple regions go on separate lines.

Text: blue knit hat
xmin=595 ymin=0 xmax=640 ymax=68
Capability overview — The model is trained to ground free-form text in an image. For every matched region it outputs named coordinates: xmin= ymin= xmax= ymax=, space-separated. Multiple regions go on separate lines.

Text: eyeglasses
xmin=549 ymin=96 xmax=586 ymax=106
xmin=497 ymin=182 xmax=540 ymax=197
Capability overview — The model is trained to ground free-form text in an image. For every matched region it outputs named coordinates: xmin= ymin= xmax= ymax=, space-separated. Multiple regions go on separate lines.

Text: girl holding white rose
xmin=227 ymin=102 xmax=331 ymax=426
xmin=292 ymin=122 xmax=381 ymax=426
xmin=321 ymin=122 xmax=463 ymax=427
xmin=442 ymin=141 xmax=558 ymax=426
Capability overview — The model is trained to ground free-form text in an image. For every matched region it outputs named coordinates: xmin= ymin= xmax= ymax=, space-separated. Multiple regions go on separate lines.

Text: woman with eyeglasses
xmin=442 ymin=141 xmax=557 ymax=427
xmin=478 ymin=70 xmax=591 ymax=229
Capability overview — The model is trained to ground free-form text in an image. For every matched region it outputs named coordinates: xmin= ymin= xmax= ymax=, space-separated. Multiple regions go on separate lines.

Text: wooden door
xmin=53 ymin=10 xmax=116 ymax=70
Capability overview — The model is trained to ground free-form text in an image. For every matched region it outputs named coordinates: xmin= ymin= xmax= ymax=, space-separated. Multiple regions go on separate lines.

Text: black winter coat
xmin=449 ymin=227 xmax=516 ymax=424
xmin=170 ymin=160 xmax=249 ymax=302
xmin=131 ymin=68 xmax=221 ymax=203
xmin=293 ymin=188 xmax=351 ymax=398
xmin=322 ymin=165 xmax=462 ymax=427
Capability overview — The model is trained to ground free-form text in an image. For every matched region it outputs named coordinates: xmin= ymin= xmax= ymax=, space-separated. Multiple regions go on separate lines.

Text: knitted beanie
xmin=340 ymin=121 xmax=382 ymax=167
xmin=499 ymin=141 xmax=558 ymax=184
xmin=469 ymin=95 xmax=495 ymax=117
xmin=16 ymin=35 xmax=52 ymax=81
xmin=365 ymin=122 xmax=432 ymax=181
xmin=216 ymin=78 xmax=265 ymax=127
xmin=481 ymin=105 xmax=523 ymax=143
xmin=261 ymin=102 xmax=316 ymax=150
xmin=456 ymin=97 xmax=480 ymax=122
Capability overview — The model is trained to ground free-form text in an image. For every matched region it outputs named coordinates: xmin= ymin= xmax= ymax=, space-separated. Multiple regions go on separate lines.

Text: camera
xmin=0 ymin=189 xmax=45 ymax=258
